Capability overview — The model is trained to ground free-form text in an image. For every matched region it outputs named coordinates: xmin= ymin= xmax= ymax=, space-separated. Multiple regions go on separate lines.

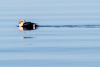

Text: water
xmin=0 ymin=0 xmax=100 ymax=67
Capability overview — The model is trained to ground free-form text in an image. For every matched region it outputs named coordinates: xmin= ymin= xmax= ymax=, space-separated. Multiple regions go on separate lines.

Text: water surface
xmin=0 ymin=0 xmax=100 ymax=67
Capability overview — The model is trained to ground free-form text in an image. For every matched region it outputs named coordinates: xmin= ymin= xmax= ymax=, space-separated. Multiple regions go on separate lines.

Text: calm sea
xmin=0 ymin=0 xmax=100 ymax=67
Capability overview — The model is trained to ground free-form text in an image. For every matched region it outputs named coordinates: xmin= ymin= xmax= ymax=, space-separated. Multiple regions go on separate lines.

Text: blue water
xmin=0 ymin=0 xmax=100 ymax=67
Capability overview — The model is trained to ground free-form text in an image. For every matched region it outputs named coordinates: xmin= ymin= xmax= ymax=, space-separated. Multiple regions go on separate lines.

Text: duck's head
xmin=19 ymin=20 xmax=26 ymax=27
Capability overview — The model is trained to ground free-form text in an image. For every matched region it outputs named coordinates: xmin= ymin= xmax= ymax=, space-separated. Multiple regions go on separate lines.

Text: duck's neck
xmin=19 ymin=23 xmax=24 ymax=27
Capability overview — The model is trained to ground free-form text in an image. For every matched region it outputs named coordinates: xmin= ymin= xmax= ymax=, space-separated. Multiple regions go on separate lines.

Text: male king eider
xmin=19 ymin=20 xmax=37 ymax=28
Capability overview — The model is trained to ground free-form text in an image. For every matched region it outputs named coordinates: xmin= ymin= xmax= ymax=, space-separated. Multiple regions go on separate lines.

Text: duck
xmin=19 ymin=20 xmax=37 ymax=28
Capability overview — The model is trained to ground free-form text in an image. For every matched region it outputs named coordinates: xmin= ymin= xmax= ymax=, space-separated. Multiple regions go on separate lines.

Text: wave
xmin=38 ymin=25 xmax=100 ymax=28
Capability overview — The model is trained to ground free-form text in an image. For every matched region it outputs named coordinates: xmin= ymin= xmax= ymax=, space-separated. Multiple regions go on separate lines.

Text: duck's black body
xmin=23 ymin=26 xmax=34 ymax=30
xmin=22 ymin=22 xmax=37 ymax=31
xmin=22 ymin=22 xmax=37 ymax=28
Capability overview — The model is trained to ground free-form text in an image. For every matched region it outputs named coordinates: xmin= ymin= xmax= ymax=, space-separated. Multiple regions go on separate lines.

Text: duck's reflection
xmin=19 ymin=26 xmax=37 ymax=31
xmin=19 ymin=37 xmax=35 ymax=39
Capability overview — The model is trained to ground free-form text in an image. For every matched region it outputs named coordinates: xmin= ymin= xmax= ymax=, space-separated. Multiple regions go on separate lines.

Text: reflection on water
xmin=19 ymin=37 xmax=34 ymax=39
